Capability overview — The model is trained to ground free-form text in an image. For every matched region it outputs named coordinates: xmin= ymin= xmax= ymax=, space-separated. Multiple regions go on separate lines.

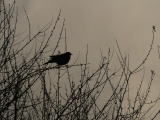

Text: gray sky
xmin=16 ymin=0 xmax=160 ymax=57
xmin=6 ymin=0 xmax=160 ymax=118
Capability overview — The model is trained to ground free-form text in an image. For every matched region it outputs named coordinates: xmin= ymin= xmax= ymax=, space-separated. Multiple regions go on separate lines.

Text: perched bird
xmin=44 ymin=52 xmax=72 ymax=65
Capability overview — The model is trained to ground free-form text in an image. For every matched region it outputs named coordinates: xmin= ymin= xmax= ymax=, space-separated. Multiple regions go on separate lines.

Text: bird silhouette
xmin=44 ymin=52 xmax=72 ymax=65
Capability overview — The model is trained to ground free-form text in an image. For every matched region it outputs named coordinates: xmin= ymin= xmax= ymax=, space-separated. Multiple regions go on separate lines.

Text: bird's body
xmin=44 ymin=52 xmax=72 ymax=65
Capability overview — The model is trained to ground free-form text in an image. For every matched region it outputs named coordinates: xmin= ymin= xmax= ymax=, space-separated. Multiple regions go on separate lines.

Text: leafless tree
xmin=0 ymin=1 xmax=160 ymax=120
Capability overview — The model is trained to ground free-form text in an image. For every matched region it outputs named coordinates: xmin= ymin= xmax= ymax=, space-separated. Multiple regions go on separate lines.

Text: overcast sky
xmin=13 ymin=0 xmax=160 ymax=59
xmin=5 ymin=0 xmax=160 ymax=118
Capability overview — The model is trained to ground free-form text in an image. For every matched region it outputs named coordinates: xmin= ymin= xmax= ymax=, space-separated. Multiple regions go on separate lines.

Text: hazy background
xmin=5 ymin=0 xmax=160 ymax=119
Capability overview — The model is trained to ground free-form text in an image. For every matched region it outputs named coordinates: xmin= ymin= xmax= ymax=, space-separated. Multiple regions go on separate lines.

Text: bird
xmin=44 ymin=52 xmax=72 ymax=65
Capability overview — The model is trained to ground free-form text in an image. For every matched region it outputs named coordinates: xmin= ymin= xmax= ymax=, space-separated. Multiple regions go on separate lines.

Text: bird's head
xmin=66 ymin=52 xmax=72 ymax=56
